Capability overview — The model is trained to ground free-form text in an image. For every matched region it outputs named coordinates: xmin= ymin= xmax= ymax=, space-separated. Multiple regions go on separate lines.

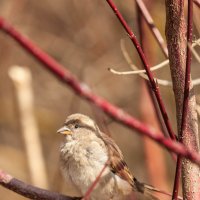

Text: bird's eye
xmin=74 ymin=124 xmax=79 ymax=129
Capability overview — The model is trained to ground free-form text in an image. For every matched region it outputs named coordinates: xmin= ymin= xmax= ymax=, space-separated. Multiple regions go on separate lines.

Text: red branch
xmin=82 ymin=160 xmax=109 ymax=200
xmin=0 ymin=170 xmax=80 ymax=200
xmin=0 ymin=17 xmax=200 ymax=164
xmin=105 ymin=0 xmax=176 ymax=140
xmin=193 ymin=0 xmax=200 ymax=8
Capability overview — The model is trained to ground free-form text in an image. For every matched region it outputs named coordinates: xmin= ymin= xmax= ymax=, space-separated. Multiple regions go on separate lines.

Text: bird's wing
xmin=100 ymin=133 xmax=161 ymax=200
xmin=100 ymin=132 xmax=134 ymax=187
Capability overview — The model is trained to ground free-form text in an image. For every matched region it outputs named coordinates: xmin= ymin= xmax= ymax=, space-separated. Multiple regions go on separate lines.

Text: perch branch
xmin=0 ymin=169 xmax=80 ymax=200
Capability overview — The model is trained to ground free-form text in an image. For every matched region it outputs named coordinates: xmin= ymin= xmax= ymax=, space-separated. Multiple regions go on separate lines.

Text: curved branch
xmin=193 ymin=0 xmax=200 ymax=7
xmin=0 ymin=17 xmax=200 ymax=165
xmin=108 ymin=67 xmax=172 ymax=86
xmin=0 ymin=170 xmax=80 ymax=200
xmin=110 ymin=39 xmax=200 ymax=87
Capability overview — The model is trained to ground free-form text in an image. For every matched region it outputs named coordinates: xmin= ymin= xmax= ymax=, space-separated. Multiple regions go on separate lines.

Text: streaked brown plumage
xmin=58 ymin=113 xmax=159 ymax=200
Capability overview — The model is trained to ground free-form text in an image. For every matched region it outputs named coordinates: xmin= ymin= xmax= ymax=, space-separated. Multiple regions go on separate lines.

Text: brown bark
xmin=165 ymin=1 xmax=200 ymax=199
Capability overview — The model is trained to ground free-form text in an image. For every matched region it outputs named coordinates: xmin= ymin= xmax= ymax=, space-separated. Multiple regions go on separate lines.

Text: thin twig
xmin=188 ymin=43 xmax=200 ymax=63
xmin=172 ymin=156 xmax=182 ymax=200
xmin=108 ymin=60 xmax=169 ymax=74
xmin=82 ymin=160 xmax=109 ymax=200
xmin=136 ymin=0 xmax=168 ymax=57
xmin=105 ymin=0 xmax=176 ymax=140
xmin=109 ymin=67 xmax=172 ymax=86
xmin=192 ymin=38 xmax=200 ymax=47
xmin=193 ymin=0 xmax=200 ymax=8
xmin=120 ymin=39 xmax=168 ymax=73
xmin=137 ymin=4 xmax=170 ymax=198
xmin=110 ymin=39 xmax=200 ymax=87
xmin=197 ymin=104 xmax=200 ymax=117
xmin=108 ymin=64 xmax=200 ymax=87
xmin=109 ymin=67 xmax=200 ymax=87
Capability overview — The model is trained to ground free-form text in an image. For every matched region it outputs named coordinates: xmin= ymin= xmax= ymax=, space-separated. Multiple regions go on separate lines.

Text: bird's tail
xmin=134 ymin=178 xmax=183 ymax=200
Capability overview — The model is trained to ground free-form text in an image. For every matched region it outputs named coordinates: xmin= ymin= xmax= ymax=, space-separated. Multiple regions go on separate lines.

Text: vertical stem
xmin=136 ymin=0 xmax=168 ymax=57
xmin=137 ymin=3 xmax=169 ymax=198
xmin=172 ymin=156 xmax=182 ymax=200
xmin=165 ymin=1 xmax=186 ymax=198
xmin=166 ymin=0 xmax=200 ymax=199
xmin=106 ymin=0 xmax=176 ymax=140
xmin=181 ymin=1 xmax=200 ymax=199
xmin=9 ymin=66 xmax=49 ymax=189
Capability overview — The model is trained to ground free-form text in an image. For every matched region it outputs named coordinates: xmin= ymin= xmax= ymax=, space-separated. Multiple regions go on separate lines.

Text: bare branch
xmin=136 ymin=0 xmax=168 ymax=57
xmin=108 ymin=67 xmax=172 ymax=86
xmin=197 ymin=104 xmax=200 ymax=117
xmin=179 ymin=0 xmax=200 ymax=198
xmin=193 ymin=0 xmax=200 ymax=8
xmin=9 ymin=66 xmax=49 ymax=189
xmin=165 ymin=0 xmax=200 ymax=199
xmin=188 ymin=43 xmax=200 ymax=63
xmin=192 ymin=38 xmax=200 ymax=47
xmin=0 ymin=169 xmax=80 ymax=200
xmin=0 ymin=17 xmax=200 ymax=166
xmin=105 ymin=0 xmax=177 ymax=140
xmin=109 ymin=39 xmax=200 ymax=87
xmin=82 ymin=160 xmax=109 ymax=200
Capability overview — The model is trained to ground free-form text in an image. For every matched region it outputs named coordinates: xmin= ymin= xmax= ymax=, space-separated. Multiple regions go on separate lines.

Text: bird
xmin=57 ymin=113 xmax=160 ymax=200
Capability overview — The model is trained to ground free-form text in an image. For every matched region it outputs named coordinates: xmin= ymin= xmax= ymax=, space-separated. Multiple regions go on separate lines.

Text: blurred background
xmin=0 ymin=0 xmax=199 ymax=199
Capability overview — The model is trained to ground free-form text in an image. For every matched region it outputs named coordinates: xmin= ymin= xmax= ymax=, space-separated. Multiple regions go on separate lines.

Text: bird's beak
xmin=57 ymin=126 xmax=72 ymax=135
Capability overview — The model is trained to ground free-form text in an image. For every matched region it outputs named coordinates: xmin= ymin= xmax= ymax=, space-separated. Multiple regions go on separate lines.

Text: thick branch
xmin=166 ymin=0 xmax=200 ymax=199
xmin=0 ymin=170 xmax=80 ymax=200
xmin=180 ymin=1 xmax=200 ymax=199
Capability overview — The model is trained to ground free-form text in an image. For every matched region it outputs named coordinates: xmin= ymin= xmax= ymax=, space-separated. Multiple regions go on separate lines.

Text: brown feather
xmin=99 ymin=132 xmax=159 ymax=200
xmin=100 ymin=132 xmax=134 ymax=187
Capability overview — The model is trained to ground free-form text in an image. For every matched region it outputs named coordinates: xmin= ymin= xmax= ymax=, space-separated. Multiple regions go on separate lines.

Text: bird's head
xmin=57 ymin=113 xmax=99 ymax=139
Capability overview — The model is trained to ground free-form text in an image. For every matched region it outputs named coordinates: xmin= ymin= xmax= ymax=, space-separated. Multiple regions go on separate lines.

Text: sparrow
xmin=57 ymin=113 xmax=159 ymax=200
